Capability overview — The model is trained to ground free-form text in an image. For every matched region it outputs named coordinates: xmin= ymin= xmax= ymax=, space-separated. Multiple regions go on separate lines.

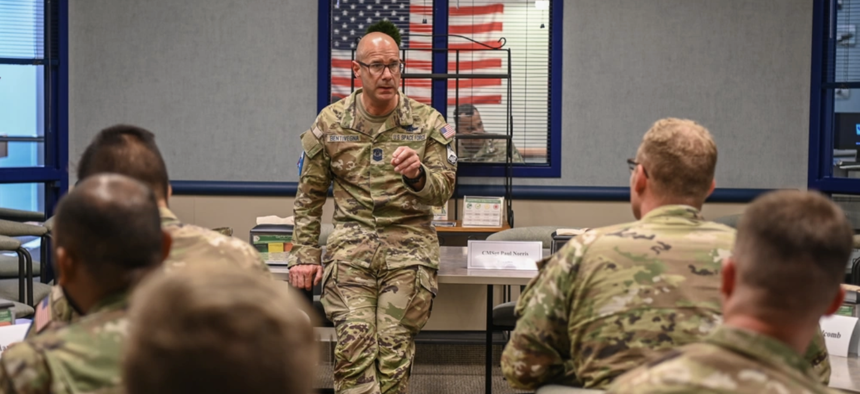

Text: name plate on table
xmin=820 ymin=314 xmax=860 ymax=357
xmin=467 ymin=241 xmax=542 ymax=270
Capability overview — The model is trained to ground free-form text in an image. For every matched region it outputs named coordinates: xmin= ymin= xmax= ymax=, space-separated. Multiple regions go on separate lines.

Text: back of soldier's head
xmin=123 ymin=265 xmax=316 ymax=394
xmin=54 ymin=174 xmax=163 ymax=285
xmin=77 ymin=124 xmax=170 ymax=200
xmin=635 ymin=118 xmax=717 ymax=202
xmin=735 ymin=190 xmax=852 ymax=318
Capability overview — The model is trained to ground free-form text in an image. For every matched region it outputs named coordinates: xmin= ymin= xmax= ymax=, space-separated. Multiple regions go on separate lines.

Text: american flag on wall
xmin=330 ymin=0 xmax=504 ymax=106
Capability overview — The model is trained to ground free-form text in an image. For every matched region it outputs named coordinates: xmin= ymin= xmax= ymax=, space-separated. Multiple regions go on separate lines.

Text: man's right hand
xmin=289 ymin=264 xmax=324 ymax=291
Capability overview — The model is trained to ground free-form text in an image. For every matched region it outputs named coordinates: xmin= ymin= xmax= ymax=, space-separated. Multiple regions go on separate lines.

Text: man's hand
xmin=392 ymin=147 xmax=422 ymax=179
xmin=289 ymin=264 xmax=323 ymax=291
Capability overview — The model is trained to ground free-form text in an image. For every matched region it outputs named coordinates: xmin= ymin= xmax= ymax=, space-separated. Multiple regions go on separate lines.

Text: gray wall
xmin=69 ymin=0 xmax=317 ymax=183
xmin=69 ymin=0 xmax=813 ymax=189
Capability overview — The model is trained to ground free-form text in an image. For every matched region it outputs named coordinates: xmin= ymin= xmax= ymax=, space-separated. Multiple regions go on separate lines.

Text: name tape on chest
xmin=391 ymin=134 xmax=427 ymax=142
xmin=327 ymin=135 xmax=361 ymax=143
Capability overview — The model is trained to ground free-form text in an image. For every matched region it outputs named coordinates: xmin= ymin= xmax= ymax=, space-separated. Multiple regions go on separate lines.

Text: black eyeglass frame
xmin=355 ymin=60 xmax=405 ymax=75
xmin=627 ymin=158 xmax=649 ymax=178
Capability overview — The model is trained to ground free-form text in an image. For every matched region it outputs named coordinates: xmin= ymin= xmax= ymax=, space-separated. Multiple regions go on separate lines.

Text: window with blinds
xmin=446 ymin=0 xmax=551 ymax=164
xmin=0 ymin=0 xmax=44 ymax=59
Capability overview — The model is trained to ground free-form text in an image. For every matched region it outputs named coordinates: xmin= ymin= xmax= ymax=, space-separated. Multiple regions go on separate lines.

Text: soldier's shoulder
xmin=0 ymin=339 xmax=51 ymax=388
xmin=611 ymin=344 xmax=729 ymax=392
xmin=166 ymin=222 xmax=263 ymax=267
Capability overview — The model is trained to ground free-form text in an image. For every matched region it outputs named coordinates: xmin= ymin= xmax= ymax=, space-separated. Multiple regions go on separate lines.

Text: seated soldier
xmin=608 ymin=190 xmax=851 ymax=394
xmin=29 ymin=124 xmax=271 ymax=337
xmin=0 ymin=174 xmax=168 ymax=392
xmin=123 ymin=265 xmax=316 ymax=394
xmin=501 ymin=118 xmax=831 ymax=390
xmin=453 ymin=104 xmax=526 ymax=163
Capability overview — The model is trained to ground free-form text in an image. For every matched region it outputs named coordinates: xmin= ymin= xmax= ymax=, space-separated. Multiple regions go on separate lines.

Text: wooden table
xmin=435 ymin=221 xmax=512 ymax=247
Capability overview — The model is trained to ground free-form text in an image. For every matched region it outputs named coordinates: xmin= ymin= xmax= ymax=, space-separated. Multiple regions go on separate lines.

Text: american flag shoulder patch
xmin=440 ymin=124 xmax=456 ymax=140
xmin=34 ymin=297 xmax=51 ymax=333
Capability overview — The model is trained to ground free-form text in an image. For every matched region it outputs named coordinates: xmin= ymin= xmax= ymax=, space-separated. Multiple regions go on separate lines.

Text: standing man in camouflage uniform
xmin=453 ymin=104 xmax=524 ymax=163
xmin=0 ymin=174 xmax=168 ymax=393
xmin=501 ymin=118 xmax=830 ymax=390
xmin=27 ymin=124 xmax=271 ymax=337
xmin=609 ymin=190 xmax=851 ymax=394
xmin=288 ymin=25 xmax=456 ymax=394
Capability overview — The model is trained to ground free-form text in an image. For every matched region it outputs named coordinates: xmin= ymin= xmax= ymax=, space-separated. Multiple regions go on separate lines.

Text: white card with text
xmin=467 ymin=240 xmax=542 ymax=270
xmin=820 ymin=314 xmax=859 ymax=357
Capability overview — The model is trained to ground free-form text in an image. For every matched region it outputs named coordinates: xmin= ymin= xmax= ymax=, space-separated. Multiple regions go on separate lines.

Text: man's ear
xmin=633 ymin=166 xmax=647 ymax=195
xmin=824 ymin=286 xmax=847 ymax=316
xmin=160 ymin=230 xmax=172 ymax=264
xmin=167 ymin=184 xmax=173 ymax=200
xmin=721 ymin=257 xmax=737 ymax=300
xmin=707 ymin=179 xmax=716 ymax=197
xmin=55 ymin=246 xmax=76 ymax=287
xmin=352 ymin=61 xmax=361 ymax=78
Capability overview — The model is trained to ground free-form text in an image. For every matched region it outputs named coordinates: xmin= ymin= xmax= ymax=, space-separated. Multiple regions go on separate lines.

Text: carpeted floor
xmin=314 ymin=343 xmax=532 ymax=394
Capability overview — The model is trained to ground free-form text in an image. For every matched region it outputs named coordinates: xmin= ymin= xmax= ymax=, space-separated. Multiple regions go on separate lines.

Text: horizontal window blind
xmin=0 ymin=0 xmax=44 ymax=59
xmin=446 ymin=0 xmax=550 ymax=163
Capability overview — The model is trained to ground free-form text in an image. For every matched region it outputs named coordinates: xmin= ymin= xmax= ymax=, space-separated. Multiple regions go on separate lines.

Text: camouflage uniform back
xmin=608 ymin=326 xmax=840 ymax=394
xmin=289 ymin=89 xmax=456 ymax=394
xmin=27 ymin=207 xmax=270 ymax=337
xmin=458 ymin=139 xmax=523 ymax=163
xmin=501 ymin=205 xmax=831 ymax=389
xmin=0 ymin=292 xmax=129 ymax=394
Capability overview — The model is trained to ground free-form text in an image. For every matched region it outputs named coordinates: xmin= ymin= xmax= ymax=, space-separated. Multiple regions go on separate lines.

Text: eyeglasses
xmin=356 ymin=60 xmax=404 ymax=75
xmin=627 ymin=158 xmax=649 ymax=178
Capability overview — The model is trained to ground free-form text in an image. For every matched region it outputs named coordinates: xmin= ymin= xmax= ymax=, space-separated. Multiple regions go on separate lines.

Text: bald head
xmin=356 ymin=32 xmax=399 ymax=62
xmin=54 ymin=174 xmax=164 ymax=286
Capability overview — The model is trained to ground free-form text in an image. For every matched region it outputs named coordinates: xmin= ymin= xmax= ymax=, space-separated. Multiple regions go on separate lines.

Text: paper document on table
xmin=462 ymin=196 xmax=503 ymax=228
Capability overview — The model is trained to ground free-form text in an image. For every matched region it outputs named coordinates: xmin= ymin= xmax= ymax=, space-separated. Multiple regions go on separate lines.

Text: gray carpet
xmin=314 ymin=343 xmax=531 ymax=394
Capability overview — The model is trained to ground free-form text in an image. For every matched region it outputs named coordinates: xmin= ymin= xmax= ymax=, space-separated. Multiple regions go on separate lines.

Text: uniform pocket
xmin=320 ymin=263 xmax=343 ymax=323
xmin=402 ymin=266 xmax=438 ymax=334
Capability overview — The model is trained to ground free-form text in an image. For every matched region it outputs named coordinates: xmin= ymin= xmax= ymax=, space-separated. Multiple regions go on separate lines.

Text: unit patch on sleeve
xmin=446 ymin=144 xmax=457 ymax=165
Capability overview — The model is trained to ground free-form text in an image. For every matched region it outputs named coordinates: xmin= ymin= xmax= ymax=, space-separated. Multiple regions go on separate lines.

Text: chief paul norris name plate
xmin=467 ymin=240 xmax=542 ymax=270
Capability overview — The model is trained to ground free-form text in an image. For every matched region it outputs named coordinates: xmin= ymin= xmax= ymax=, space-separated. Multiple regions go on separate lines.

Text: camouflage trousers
xmin=321 ymin=260 xmax=437 ymax=394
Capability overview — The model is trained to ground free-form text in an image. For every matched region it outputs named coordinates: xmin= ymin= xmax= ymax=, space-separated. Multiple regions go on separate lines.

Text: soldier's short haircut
xmin=453 ymin=104 xmax=478 ymax=125
xmin=77 ymin=124 xmax=170 ymax=200
xmin=54 ymin=174 xmax=163 ymax=284
xmin=123 ymin=265 xmax=316 ymax=394
xmin=635 ymin=118 xmax=717 ymax=201
xmin=735 ymin=190 xmax=852 ymax=315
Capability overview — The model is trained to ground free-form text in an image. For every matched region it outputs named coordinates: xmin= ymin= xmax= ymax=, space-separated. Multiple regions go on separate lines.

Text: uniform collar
xmin=340 ymin=89 xmax=414 ymax=131
xmin=88 ymin=290 xmax=130 ymax=315
xmin=640 ymin=205 xmax=704 ymax=222
xmin=705 ymin=326 xmax=815 ymax=379
xmin=159 ymin=206 xmax=181 ymax=227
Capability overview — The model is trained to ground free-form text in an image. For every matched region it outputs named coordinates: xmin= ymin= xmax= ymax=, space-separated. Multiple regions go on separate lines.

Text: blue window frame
xmin=317 ymin=0 xmax=562 ymax=178
xmin=0 ymin=0 xmax=69 ymax=217
xmin=809 ymin=0 xmax=860 ymax=194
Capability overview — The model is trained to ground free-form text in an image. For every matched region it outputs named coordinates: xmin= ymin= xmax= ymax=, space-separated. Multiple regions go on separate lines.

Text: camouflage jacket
xmin=458 ymin=138 xmax=524 ymax=163
xmin=501 ymin=205 xmax=736 ymax=390
xmin=26 ymin=207 xmax=271 ymax=338
xmin=0 ymin=292 xmax=129 ymax=394
xmin=500 ymin=205 xmax=831 ymax=389
xmin=607 ymin=326 xmax=841 ymax=394
xmin=289 ymin=89 xmax=457 ymax=269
